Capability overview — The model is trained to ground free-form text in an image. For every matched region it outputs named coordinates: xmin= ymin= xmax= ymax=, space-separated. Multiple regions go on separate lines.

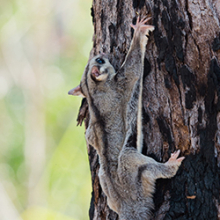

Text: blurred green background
xmin=0 ymin=0 xmax=93 ymax=219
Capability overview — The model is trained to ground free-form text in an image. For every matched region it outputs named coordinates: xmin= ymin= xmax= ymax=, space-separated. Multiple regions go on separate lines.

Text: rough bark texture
xmin=78 ymin=0 xmax=220 ymax=219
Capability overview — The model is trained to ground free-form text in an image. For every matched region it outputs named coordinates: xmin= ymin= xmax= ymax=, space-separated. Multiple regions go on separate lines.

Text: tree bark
xmin=78 ymin=0 xmax=220 ymax=219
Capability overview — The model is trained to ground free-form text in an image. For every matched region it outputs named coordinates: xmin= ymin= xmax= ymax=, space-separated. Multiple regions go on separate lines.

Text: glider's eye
xmin=95 ymin=58 xmax=105 ymax=64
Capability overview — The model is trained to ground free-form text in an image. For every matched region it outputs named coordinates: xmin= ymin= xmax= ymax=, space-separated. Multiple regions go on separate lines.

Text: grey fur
xmin=69 ymin=17 xmax=184 ymax=220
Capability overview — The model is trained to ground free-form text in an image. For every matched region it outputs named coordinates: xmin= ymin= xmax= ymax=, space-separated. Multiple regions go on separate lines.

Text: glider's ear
xmin=68 ymin=85 xmax=85 ymax=98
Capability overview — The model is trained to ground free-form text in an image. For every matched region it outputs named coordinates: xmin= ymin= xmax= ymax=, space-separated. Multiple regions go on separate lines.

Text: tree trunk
xmin=78 ymin=0 xmax=220 ymax=219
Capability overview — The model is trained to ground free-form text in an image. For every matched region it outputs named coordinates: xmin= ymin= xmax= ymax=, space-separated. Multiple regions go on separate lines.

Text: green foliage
xmin=0 ymin=0 xmax=93 ymax=219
